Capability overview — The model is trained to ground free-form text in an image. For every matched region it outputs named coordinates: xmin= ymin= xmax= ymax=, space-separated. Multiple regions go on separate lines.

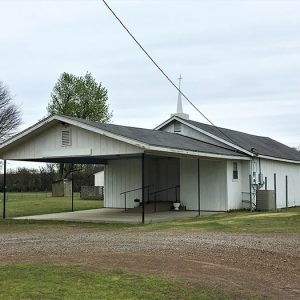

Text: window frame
xmin=232 ymin=161 xmax=239 ymax=181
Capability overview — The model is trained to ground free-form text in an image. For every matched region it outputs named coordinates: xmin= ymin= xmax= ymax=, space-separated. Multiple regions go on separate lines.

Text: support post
xmin=147 ymin=186 xmax=150 ymax=208
xmin=265 ymin=177 xmax=267 ymax=190
xmin=198 ymin=159 xmax=200 ymax=216
xmin=249 ymin=174 xmax=252 ymax=211
xmin=142 ymin=153 xmax=145 ymax=224
xmin=3 ymin=160 xmax=7 ymax=219
xmin=274 ymin=173 xmax=277 ymax=210
xmin=285 ymin=175 xmax=288 ymax=211
xmin=124 ymin=193 xmax=126 ymax=212
xmin=71 ymin=165 xmax=74 ymax=212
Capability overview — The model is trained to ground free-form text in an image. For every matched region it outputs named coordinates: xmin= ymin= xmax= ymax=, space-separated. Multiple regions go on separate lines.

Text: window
xmin=174 ymin=122 xmax=181 ymax=133
xmin=233 ymin=162 xmax=238 ymax=180
xmin=61 ymin=129 xmax=72 ymax=146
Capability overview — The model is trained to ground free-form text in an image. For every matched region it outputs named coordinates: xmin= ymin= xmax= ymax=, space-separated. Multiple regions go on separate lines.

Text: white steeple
xmin=171 ymin=74 xmax=189 ymax=120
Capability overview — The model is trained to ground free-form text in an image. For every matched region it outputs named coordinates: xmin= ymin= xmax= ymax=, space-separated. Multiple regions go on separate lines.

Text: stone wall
xmin=80 ymin=186 xmax=104 ymax=200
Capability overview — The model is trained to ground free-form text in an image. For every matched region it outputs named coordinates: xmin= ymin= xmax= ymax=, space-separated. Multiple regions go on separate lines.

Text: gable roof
xmin=160 ymin=116 xmax=300 ymax=162
xmin=0 ymin=115 xmax=249 ymax=161
xmin=63 ymin=116 xmax=246 ymax=158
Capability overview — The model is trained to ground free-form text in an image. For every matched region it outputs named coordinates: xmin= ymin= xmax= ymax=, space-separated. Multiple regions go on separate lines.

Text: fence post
xmin=286 ymin=175 xmax=288 ymax=211
xmin=3 ymin=160 xmax=7 ymax=219
xmin=249 ymin=174 xmax=252 ymax=211
xmin=274 ymin=173 xmax=277 ymax=210
xmin=142 ymin=153 xmax=145 ymax=224
xmin=71 ymin=166 xmax=74 ymax=212
xmin=124 ymin=193 xmax=126 ymax=212
xmin=265 ymin=177 xmax=267 ymax=190
xmin=198 ymin=159 xmax=200 ymax=216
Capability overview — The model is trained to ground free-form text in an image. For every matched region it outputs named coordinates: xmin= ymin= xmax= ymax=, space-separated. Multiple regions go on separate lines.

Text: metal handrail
xmin=151 ymin=185 xmax=180 ymax=196
xmin=120 ymin=184 xmax=154 ymax=195
xmin=151 ymin=185 xmax=180 ymax=212
xmin=120 ymin=184 xmax=154 ymax=211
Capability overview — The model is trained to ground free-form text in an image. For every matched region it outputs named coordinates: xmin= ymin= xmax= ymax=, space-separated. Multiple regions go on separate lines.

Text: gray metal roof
xmin=64 ymin=116 xmax=246 ymax=158
xmin=180 ymin=118 xmax=300 ymax=162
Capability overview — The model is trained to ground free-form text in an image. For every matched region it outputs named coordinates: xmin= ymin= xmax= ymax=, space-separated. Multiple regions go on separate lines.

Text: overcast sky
xmin=1 ymin=0 xmax=300 ymax=168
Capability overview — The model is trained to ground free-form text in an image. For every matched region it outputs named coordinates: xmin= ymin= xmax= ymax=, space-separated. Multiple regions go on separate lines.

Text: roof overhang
xmin=0 ymin=115 xmax=250 ymax=162
xmin=155 ymin=116 xmax=254 ymax=157
xmin=155 ymin=116 xmax=300 ymax=164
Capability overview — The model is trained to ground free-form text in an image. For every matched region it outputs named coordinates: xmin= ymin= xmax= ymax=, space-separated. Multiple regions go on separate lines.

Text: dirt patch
xmin=1 ymin=226 xmax=299 ymax=299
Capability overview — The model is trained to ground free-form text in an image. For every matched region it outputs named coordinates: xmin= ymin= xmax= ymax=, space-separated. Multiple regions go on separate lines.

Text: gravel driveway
xmin=1 ymin=226 xmax=299 ymax=299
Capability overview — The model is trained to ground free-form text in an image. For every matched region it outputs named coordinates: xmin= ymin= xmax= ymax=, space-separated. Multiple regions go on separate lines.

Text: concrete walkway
xmin=14 ymin=208 xmax=204 ymax=224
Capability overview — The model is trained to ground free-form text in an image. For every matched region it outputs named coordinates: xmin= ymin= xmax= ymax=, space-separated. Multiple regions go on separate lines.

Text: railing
xmin=151 ymin=185 xmax=180 ymax=212
xmin=120 ymin=184 xmax=154 ymax=211
xmin=241 ymin=192 xmax=256 ymax=210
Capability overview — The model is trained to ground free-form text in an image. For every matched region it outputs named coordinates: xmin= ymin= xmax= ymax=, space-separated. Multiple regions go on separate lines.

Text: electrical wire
xmin=102 ymin=0 xmax=238 ymax=146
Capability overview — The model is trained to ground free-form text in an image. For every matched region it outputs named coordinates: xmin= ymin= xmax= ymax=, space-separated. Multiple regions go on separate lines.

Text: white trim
xmin=154 ymin=116 xmax=174 ymax=130
xmin=156 ymin=116 xmax=300 ymax=164
xmin=156 ymin=116 xmax=254 ymax=156
xmin=146 ymin=145 xmax=251 ymax=160
xmin=258 ymin=155 xmax=300 ymax=165
xmin=56 ymin=116 xmax=149 ymax=149
xmin=0 ymin=115 xmax=250 ymax=162
xmin=0 ymin=115 xmax=149 ymax=152
xmin=0 ymin=115 xmax=56 ymax=149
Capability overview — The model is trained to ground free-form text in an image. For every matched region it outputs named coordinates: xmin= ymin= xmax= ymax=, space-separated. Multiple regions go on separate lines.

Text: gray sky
xmin=0 ymin=0 xmax=300 ymax=170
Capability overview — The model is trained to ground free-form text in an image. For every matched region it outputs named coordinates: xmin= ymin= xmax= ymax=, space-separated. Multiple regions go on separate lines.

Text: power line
xmin=101 ymin=0 xmax=238 ymax=146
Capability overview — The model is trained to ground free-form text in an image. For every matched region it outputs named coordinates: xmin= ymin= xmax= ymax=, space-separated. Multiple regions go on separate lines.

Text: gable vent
xmin=61 ymin=129 xmax=72 ymax=146
xmin=174 ymin=122 xmax=181 ymax=133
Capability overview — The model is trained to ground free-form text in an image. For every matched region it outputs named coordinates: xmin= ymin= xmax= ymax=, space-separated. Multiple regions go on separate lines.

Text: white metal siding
xmin=227 ymin=160 xmax=250 ymax=210
xmin=104 ymin=159 xmax=142 ymax=208
xmin=2 ymin=123 xmax=143 ymax=160
xmin=160 ymin=122 xmax=226 ymax=147
xmin=259 ymin=158 xmax=300 ymax=208
xmin=94 ymin=171 xmax=104 ymax=186
xmin=180 ymin=158 xmax=227 ymax=211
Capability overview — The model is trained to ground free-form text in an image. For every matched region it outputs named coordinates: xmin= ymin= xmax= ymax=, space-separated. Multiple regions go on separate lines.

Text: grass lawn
xmin=0 ymin=264 xmax=228 ymax=300
xmin=0 ymin=206 xmax=299 ymax=234
xmin=152 ymin=206 xmax=300 ymax=233
xmin=0 ymin=192 xmax=103 ymax=219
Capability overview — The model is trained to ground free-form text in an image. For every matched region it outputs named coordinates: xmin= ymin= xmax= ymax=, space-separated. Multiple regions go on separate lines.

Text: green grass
xmin=0 ymin=192 xmax=103 ymax=219
xmin=0 ymin=264 xmax=230 ymax=300
xmin=151 ymin=206 xmax=300 ymax=233
xmin=0 ymin=207 xmax=299 ymax=234
xmin=0 ymin=192 xmax=299 ymax=233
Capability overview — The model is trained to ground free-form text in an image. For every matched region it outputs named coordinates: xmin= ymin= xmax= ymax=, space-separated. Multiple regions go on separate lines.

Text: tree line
xmin=0 ymin=165 xmax=103 ymax=193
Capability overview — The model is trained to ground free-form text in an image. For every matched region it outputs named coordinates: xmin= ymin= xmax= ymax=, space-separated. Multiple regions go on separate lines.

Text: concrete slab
xmin=14 ymin=208 xmax=213 ymax=224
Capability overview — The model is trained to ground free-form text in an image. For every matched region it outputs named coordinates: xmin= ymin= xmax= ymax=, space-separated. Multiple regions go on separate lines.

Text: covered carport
xmin=0 ymin=114 xmax=249 ymax=223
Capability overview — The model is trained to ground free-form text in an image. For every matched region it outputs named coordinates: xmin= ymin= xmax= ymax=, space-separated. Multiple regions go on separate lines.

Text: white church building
xmin=1 ymin=89 xmax=300 ymax=217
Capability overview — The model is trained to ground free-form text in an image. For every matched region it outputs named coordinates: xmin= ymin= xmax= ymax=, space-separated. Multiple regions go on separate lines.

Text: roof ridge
xmin=177 ymin=116 xmax=269 ymax=139
xmin=66 ymin=115 xmax=245 ymax=154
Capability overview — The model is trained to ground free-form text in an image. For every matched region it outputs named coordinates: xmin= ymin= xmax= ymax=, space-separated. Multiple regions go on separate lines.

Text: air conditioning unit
xmin=256 ymin=190 xmax=276 ymax=210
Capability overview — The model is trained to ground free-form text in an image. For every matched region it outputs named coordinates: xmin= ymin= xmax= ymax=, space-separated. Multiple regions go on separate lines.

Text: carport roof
xmin=0 ymin=115 xmax=248 ymax=160
xmin=62 ymin=115 xmax=247 ymax=158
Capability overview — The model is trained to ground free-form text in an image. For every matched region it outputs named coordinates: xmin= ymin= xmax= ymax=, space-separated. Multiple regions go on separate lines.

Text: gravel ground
xmin=1 ymin=227 xmax=300 ymax=299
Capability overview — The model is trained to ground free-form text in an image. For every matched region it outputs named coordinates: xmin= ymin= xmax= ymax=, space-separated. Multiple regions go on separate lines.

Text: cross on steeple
xmin=171 ymin=74 xmax=189 ymax=120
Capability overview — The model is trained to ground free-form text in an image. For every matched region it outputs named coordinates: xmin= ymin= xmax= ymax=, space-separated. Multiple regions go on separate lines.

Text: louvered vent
xmin=174 ymin=122 xmax=181 ymax=133
xmin=61 ymin=129 xmax=71 ymax=146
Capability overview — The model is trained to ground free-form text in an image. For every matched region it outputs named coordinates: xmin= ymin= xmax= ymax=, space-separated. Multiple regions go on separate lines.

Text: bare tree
xmin=0 ymin=82 xmax=21 ymax=142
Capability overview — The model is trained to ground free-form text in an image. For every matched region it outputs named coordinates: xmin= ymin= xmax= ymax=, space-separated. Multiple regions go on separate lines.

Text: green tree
xmin=47 ymin=72 xmax=112 ymax=122
xmin=47 ymin=72 xmax=112 ymax=179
